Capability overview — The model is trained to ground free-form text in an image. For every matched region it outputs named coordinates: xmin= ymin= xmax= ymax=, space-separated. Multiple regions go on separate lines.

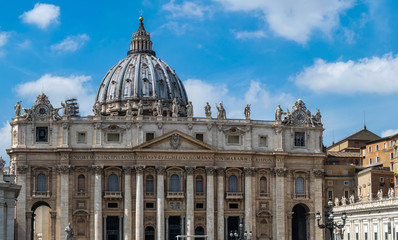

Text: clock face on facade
xmin=36 ymin=105 xmax=49 ymax=117
xmin=293 ymin=111 xmax=306 ymax=124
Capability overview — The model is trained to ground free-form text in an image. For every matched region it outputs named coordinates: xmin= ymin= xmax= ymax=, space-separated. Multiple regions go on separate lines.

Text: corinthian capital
xmin=57 ymin=164 xmax=72 ymax=174
xmin=91 ymin=165 xmax=103 ymax=175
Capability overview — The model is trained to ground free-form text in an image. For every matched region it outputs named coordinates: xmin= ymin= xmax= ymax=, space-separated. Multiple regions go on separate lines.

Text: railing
xmin=145 ymin=192 xmax=155 ymax=197
xmin=104 ymin=191 xmax=123 ymax=198
xmin=196 ymin=192 xmax=204 ymax=196
xmin=226 ymin=192 xmax=243 ymax=199
xmin=167 ymin=192 xmax=184 ymax=199
xmin=77 ymin=190 xmax=86 ymax=196
xmin=33 ymin=191 xmax=50 ymax=198
xmin=295 ymin=194 xmax=307 ymax=198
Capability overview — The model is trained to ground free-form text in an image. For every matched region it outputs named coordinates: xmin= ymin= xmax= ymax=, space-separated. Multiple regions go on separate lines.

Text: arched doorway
xmin=292 ymin=204 xmax=309 ymax=240
xmin=195 ymin=226 xmax=205 ymax=240
xmin=145 ymin=226 xmax=155 ymax=240
xmin=31 ymin=201 xmax=52 ymax=240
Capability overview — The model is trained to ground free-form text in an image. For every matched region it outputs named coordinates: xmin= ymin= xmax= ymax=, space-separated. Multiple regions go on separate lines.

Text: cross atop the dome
xmin=139 ymin=9 xmax=144 ymax=16
xmin=139 ymin=10 xmax=144 ymax=22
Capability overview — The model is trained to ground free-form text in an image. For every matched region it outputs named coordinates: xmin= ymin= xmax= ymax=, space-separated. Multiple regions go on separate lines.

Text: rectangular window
xmin=108 ymin=203 xmax=118 ymax=208
xmin=229 ymin=203 xmax=239 ymax=209
xmin=107 ymin=133 xmax=120 ymax=142
xmin=365 ymin=232 xmax=368 ymax=240
xmin=368 ymin=146 xmax=372 ymax=153
xmin=380 ymin=177 xmax=384 ymax=183
xmin=195 ymin=203 xmax=204 ymax=209
xmin=391 ymin=163 xmax=394 ymax=171
xmin=356 ymin=233 xmax=359 ymax=240
xmin=195 ymin=133 xmax=204 ymax=141
xmin=36 ymin=127 xmax=48 ymax=142
xmin=343 ymin=170 xmax=348 ymax=175
xmin=375 ymin=232 xmax=378 ymax=240
xmin=146 ymin=179 xmax=154 ymax=193
xmin=376 ymin=145 xmax=380 ymax=151
xmin=294 ymin=132 xmax=305 ymax=147
xmin=345 ymin=190 xmax=349 ymax=198
xmin=145 ymin=202 xmax=154 ymax=209
xmin=145 ymin=132 xmax=155 ymax=141
xmin=328 ymin=190 xmax=333 ymax=200
xmin=327 ymin=170 xmax=332 ymax=174
xmin=77 ymin=132 xmax=86 ymax=143
xmin=377 ymin=157 xmax=380 ymax=163
xmin=384 ymin=143 xmax=387 ymax=149
xmin=391 ymin=141 xmax=394 ymax=147
xmin=227 ymin=135 xmax=240 ymax=144
xmin=391 ymin=153 xmax=394 ymax=159
xmin=369 ymin=158 xmax=373 ymax=165
xmin=348 ymin=233 xmax=350 ymax=240
xmin=259 ymin=136 xmax=267 ymax=147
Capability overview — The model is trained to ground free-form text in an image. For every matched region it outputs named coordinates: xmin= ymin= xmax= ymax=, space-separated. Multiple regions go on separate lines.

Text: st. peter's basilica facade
xmin=8 ymin=16 xmax=325 ymax=240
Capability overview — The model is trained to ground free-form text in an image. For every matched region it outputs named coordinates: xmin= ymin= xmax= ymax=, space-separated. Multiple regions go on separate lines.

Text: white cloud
xmin=0 ymin=122 xmax=11 ymax=165
xmin=293 ymin=53 xmax=398 ymax=94
xmin=51 ymin=34 xmax=90 ymax=53
xmin=16 ymin=74 xmax=95 ymax=115
xmin=381 ymin=129 xmax=398 ymax=138
xmin=0 ymin=31 xmax=10 ymax=47
xmin=234 ymin=30 xmax=266 ymax=40
xmin=184 ymin=79 xmax=294 ymax=119
xmin=20 ymin=3 xmax=60 ymax=29
xmin=163 ymin=0 xmax=210 ymax=19
xmin=214 ymin=0 xmax=354 ymax=43
xmin=158 ymin=21 xmax=191 ymax=35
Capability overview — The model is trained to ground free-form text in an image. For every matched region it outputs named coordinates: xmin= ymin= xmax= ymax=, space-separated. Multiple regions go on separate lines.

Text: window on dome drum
xmin=228 ymin=175 xmax=238 ymax=192
xmin=170 ymin=174 xmax=180 ymax=192
xmin=146 ymin=175 xmax=154 ymax=193
xmin=227 ymin=135 xmax=240 ymax=144
xmin=37 ymin=173 xmax=47 ymax=192
xmin=77 ymin=132 xmax=86 ymax=144
xmin=78 ymin=174 xmax=85 ymax=193
xmin=195 ymin=176 xmax=203 ymax=194
xmin=259 ymin=136 xmax=267 ymax=147
xmin=36 ymin=127 xmax=48 ymax=142
xmin=294 ymin=132 xmax=305 ymax=147
xmin=107 ymin=133 xmax=120 ymax=142
xmin=145 ymin=132 xmax=155 ymax=142
xmin=107 ymin=174 xmax=119 ymax=192
xmin=295 ymin=177 xmax=305 ymax=196
xmin=195 ymin=133 xmax=204 ymax=142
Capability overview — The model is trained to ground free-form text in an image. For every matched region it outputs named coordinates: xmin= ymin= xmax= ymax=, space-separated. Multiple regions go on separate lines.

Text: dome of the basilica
xmin=94 ymin=17 xmax=189 ymax=117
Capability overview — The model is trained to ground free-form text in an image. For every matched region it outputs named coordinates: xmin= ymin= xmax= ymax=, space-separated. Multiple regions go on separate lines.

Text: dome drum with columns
xmin=95 ymin=16 xmax=188 ymax=117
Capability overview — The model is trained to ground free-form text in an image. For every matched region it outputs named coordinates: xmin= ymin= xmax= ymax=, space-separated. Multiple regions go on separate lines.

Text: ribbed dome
xmin=94 ymin=17 xmax=189 ymax=117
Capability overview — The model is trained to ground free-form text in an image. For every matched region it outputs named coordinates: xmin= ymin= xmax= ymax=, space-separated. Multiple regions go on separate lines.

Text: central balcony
xmin=226 ymin=192 xmax=243 ymax=199
xmin=104 ymin=191 xmax=123 ymax=199
xmin=167 ymin=191 xmax=184 ymax=199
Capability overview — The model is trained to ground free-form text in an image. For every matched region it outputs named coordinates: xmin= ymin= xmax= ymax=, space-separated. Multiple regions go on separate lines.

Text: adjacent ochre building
xmin=8 ymin=17 xmax=326 ymax=240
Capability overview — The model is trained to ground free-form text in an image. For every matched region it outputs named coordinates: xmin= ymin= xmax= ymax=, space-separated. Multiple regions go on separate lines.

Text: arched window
xmin=108 ymin=174 xmax=119 ymax=192
xmin=229 ymin=175 xmax=238 ymax=192
xmin=196 ymin=176 xmax=203 ymax=194
xmin=296 ymin=177 xmax=305 ymax=195
xmin=146 ymin=175 xmax=154 ymax=193
xmin=78 ymin=174 xmax=85 ymax=192
xmin=145 ymin=226 xmax=155 ymax=240
xmin=170 ymin=174 xmax=180 ymax=192
xmin=260 ymin=177 xmax=267 ymax=194
xmin=37 ymin=173 xmax=47 ymax=192
xmin=195 ymin=226 xmax=205 ymax=240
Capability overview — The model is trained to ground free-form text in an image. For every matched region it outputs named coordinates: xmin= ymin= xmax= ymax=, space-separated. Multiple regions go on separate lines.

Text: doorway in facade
xmin=31 ymin=201 xmax=52 ymax=240
xmin=168 ymin=216 xmax=181 ymax=240
xmin=292 ymin=204 xmax=309 ymax=240
xmin=145 ymin=226 xmax=155 ymax=240
xmin=227 ymin=216 xmax=240 ymax=237
xmin=106 ymin=216 xmax=120 ymax=240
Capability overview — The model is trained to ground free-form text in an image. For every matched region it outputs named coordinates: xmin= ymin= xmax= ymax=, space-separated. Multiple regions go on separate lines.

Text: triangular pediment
xmin=133 ymin=130 xmax=217 ymax=151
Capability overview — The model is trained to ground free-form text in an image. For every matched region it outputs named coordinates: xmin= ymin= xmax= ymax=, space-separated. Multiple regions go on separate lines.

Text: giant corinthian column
xmin=135 ymin=166 xmax=145 ymax=240
xmin=123 ymin=167 xmax=132 ymax=240
xmin=156 ymin=166 xmax=166 ymax=240
xmin=206 ymin=167 xmax=215 ymax=240
xmin=186 ymin=167 xmax=195 ymax=240
xmin=92 ymin=165 xmax=103 ymax=240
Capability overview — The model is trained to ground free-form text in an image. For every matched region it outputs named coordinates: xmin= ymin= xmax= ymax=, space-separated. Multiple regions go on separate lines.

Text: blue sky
xmin=1 ymin=0 xmax=398 ymax=163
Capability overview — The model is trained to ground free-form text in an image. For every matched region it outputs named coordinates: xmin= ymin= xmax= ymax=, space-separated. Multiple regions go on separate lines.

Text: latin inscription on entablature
xmin=136 ymin=154 xmax=213 ymax=161
xmin=215 ymin=156 xmax=251 ymax=161
xmin=70 ymin=154 xmax=134 ymax=161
